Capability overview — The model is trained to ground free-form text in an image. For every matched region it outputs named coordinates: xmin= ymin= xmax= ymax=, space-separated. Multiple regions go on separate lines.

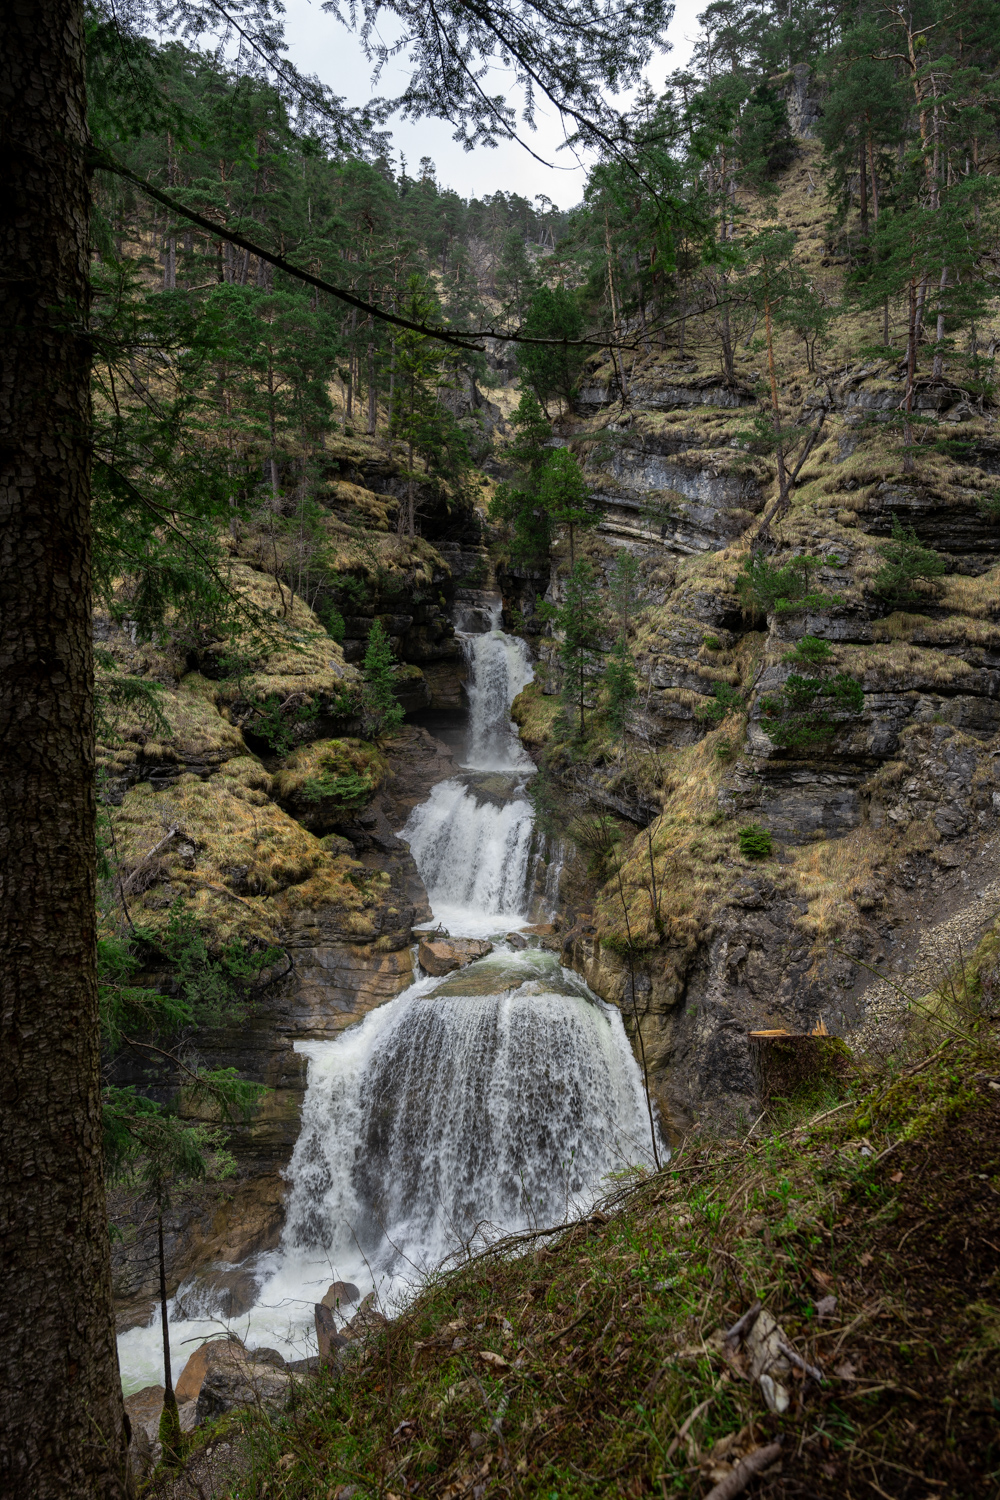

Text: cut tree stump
xmin=748 ymin=1029 xmax=852 ymax=1108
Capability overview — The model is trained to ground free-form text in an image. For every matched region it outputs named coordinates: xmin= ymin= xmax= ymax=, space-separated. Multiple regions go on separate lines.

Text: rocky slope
xmin=501 ymin=146 xmax=1000 ymax=1140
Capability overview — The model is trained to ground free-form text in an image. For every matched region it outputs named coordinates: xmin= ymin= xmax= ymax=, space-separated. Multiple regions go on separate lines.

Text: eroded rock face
xmin=109 ymin=721 xmax=462 ymax=1326
xmin=521 ymin=343 xmax=1000 ymax=1132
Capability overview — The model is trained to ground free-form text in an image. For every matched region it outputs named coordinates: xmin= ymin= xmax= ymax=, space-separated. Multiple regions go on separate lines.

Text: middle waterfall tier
xmin=401 ymin=778 xmax=535 ymax=936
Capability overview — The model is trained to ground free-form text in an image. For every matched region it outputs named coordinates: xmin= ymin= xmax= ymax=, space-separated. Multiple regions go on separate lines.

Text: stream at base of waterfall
xmin=117 ymin=610 xmax=659 ymax=1391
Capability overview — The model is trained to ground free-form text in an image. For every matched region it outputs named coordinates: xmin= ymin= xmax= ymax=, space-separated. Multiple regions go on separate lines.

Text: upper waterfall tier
xmin=461 ymin=617 xmax=534 ymax=772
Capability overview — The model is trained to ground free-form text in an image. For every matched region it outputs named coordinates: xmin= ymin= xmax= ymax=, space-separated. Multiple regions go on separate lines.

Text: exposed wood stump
xmin=749 ymin=1029 xmax=852 ymax=1108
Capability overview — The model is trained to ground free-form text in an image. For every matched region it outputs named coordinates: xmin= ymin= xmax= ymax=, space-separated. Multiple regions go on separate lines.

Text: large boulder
xmin=418 ymin=937 xmax=492 ymax=976
xmin=194 ymin=1341 xmax=297 ymax=1424
xmin=321 ymin=1280 xmax=361 ymax=1311
xmin=175 ymin=1333 xmax=248 ymax=1404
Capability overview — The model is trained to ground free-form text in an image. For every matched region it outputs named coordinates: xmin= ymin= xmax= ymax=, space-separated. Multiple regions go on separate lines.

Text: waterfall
xmin=399 ymin=615 xmax=537 ymax=933
xmin=115 ymin=613 xmax=658 ymax=1390
xmin=281 ymin=964 xmax=654 ymax=1293
xmin=461 ymin=613 xmax=534 ymax=772
xmin=400 ymin=781 xmax=534 ymax=935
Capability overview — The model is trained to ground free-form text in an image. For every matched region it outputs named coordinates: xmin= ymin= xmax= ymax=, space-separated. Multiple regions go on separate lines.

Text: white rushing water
xmin=117 ymin=614 xmax=658 ymax=1393
xmin=461 ymin=608 xmax=535 ymax=772
xmin=400 ymin=781 xmax=535 ymax=937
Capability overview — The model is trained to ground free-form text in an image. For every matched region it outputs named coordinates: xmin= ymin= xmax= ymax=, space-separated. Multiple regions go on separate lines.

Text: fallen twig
xmin=120 ymin=825 xmax=179 ymax=893
xmin=776 ymin=1338 xmax=823 ymax=1382
xmin=664 ymin=1377 xmax=728 ymax=1463
xmin=703 ymin=1440 xmax=783 ymax=1500
xmin=724 ymin=1301 xmax=762 ymax=1347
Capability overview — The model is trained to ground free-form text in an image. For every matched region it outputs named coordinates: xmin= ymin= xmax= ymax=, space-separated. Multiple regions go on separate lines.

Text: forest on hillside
xmin=87 ymin=0 xmax=1000 ymax=628
xmin=5 ymin=0 xmax=1000 ymax=1494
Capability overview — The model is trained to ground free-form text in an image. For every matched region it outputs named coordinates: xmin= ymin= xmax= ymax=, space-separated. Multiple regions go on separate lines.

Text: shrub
xmin=316 ymin=599 xmax=346 ymax=641
xmin=782 ymin=634 xmax=832 ymax=665
xmin=739 ymin=823 xmax=774 ymax=859
xmin=696 ymin=682 xmax=746 ymax=723
xmin=301 ymin=768 xmax=374 ymax=807
xmin=873 ymin=514 xmax=948 ymax=606
xmin=760 ymin=671 xmax=864 ymax=748
xmin=360 ymin=618 xmax=404 ymax=740
xmin=703 ymin=635 xmax=722 ymax=651
xmin=737 ymin=551 xmax=842 ymax=618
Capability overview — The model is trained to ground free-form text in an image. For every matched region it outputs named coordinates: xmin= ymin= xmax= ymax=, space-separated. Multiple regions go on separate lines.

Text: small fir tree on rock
xmin=555 ymin=560 xmax=604 ymax=739
xmin=537 ymin=447 xmax=598 ymax=565
xmin=488 ymin=391 xmax=555 ymax=565
xmin=361 ymin=618 xmax=405 ymax=740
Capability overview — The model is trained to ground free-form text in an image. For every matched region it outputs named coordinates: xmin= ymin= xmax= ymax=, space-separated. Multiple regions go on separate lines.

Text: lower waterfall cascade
xmin=117 ymin=610 xmax=659 ymax=1391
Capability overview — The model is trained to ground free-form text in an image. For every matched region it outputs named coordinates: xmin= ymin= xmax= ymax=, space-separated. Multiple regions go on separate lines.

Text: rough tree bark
xmin=0 ymin=1 xmax=132 ymax=1495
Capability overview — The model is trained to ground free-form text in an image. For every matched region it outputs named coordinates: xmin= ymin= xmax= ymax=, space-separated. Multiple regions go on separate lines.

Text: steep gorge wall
xmin=505 ymin=262 xmax=1000 ymax=1139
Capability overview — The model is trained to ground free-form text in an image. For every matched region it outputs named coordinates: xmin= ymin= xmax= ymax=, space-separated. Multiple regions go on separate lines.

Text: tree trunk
xmin=0 ymin=1 xmax=132 ymax=1494
xmin=366 ymin=316 xmax=376 ymax=436
xmin=933 ymin=265 xmax=948 ymax=380
xmin=904 ymin=275 xmax=918 ymax=473
xmin=157 ymin=1207 xmax=181 ymax=1464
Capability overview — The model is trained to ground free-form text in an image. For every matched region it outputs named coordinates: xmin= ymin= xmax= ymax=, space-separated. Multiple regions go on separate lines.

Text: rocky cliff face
xmin=503 ymin=155 xmax=1000 ymax=1138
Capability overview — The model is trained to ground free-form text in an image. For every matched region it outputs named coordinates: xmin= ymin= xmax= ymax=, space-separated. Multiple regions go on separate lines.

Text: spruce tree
xmin=536 ymin=447 xmax=598 ymax=565
xmin=516 ymin=285 xmax=586 ymax=413
xmin=555 ymin=560 xmax=604 ymax=739
xmin=361 ymin=618 xmax=405 ymax=740
xmin=489 ymin=390 xmax=555 ymax=565
xmin=604 ymin=550 xmax=642 ymax=737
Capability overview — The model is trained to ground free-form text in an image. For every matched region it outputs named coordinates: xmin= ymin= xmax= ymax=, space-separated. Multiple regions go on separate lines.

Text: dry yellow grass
xmin=110 ymin=759 xmax=376 ymax=947
xmin=97 ymin=671 xmax=246 ymax=782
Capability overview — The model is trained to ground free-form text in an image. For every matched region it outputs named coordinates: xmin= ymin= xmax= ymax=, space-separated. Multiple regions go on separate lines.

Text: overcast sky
xmin=280 ymin=0 xmax=703 ymax=208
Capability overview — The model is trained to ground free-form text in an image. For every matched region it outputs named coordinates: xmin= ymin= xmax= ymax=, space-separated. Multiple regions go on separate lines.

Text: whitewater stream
xmin=118 ymin=604 xmax=657 ymax=1390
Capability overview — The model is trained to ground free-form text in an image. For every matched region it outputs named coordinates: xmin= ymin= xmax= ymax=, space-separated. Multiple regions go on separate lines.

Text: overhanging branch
xmin=94 ymin=151 xmax=630 ymax=352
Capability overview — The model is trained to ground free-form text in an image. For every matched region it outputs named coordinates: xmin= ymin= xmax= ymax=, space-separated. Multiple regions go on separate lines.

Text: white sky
xmin=280 ymin=0 xmax=703 ymax=208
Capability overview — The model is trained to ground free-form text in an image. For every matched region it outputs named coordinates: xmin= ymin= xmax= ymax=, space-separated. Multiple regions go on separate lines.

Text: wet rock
xmin=175 ymin=1264 xmax=261 ymax=1321
xmin=506 ymin=931 xmax=529 ymax=951
xmin=124 ymin=1384 xmax=166 ymax=1445
xmin=418 ymin=937 xmax=493 ymax=975
xmin=315 ymin=1302 xmax=351 ymax=1360
xmin=175 ymin=1334 xmax=248 ymax=1405
xmin=195 ymin=1343 xmax=300 ymax=1424
xmin=321 ymin=1280 xmax=361 ymax=1311
xmin=251 ymin=1347 xmax=287 ymax=1369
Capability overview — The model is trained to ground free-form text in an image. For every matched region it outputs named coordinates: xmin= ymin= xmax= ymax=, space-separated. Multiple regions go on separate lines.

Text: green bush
xmin=737 ymin=551 xmax=842 ymax=617
xmin=696 ymin=682 xmax=746 ymax=723
xmin=316 ymin=599 xmax=346 ymax=641
xmin=760 ymin=670 xmax=864 ymax=748
xmin=873 ymin=514 xmax=948 ymax=606
xmin=782 ymin=634 xmax=832 ymax=665
xmin=301 ymin=768 xmax=373 ymax=807
xmin=739 ymin=823 xmax=774 ymax=859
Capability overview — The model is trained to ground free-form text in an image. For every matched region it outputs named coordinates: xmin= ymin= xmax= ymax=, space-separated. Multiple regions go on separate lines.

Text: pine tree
xmin=390 ymin=273 xmax=469 ymax=534
xmin=555 ymin=560 xmax=604 ymax=739
xmin=361 ymin=618 xmax=405 ymax=740
xmin=536 ymin=447 xmax=598 ymax=565
xmin=604 ymin=550 xmax=642 ymax=737
xmin=516 ymin=285 xmax=585 ymax=413
xmin=488 ymin=390 xmax=555 ymax=565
